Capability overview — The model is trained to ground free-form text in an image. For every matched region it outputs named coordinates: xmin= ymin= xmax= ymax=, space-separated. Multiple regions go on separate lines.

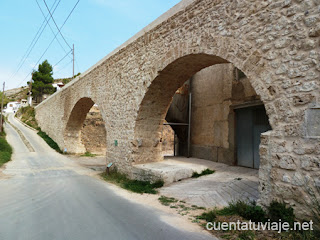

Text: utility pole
xmin=28 ymin=74 xmax=33 ymax=106
xmin=0 ymin=82 xmax=5 ymax=133
xmin=72 ymin=44 xmax=75 ymax=79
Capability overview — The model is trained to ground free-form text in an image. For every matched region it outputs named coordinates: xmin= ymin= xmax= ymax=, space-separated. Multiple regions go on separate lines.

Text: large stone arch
xmin=132 ymin=37 xmax=273 ymax=165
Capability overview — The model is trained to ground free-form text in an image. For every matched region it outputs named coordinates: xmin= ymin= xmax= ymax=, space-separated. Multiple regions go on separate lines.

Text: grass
xmin=81 ymin=151 xmax=97 ymax=157
xmin=197 ymin=200 xmax=319 ymax=240
xmin=0 ymin=130 xmax=13 ymax=167
xmin=215 ymin=200 xmax=267 ymax=223
xmin=37 ymin=130 xmax=62 ymax=153
xmin=158 ymin=196 xmax=178 ymax=206
xmin=192 ymin=168 xmax=215 ymax=178
xmin=100 ymin=171 xmax=164 ymax=194
xmin=197 ymin=210 xmax=217 ymax=222
xmin=237 ymin=231 xmax=255 ymax=240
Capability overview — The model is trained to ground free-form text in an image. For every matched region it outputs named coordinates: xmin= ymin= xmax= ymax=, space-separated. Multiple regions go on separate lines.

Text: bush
xmin=216 ymin=200 xmax=267 ymax=223
xmin=198 ymin=210 xmax=217 ymax=222
xmin=267 ymin=201 xmax=295 ymax=226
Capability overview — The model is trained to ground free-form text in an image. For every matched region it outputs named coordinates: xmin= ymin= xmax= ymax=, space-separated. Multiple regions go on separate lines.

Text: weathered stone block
xmin=305 ymin=107 xmax=320 ymax=137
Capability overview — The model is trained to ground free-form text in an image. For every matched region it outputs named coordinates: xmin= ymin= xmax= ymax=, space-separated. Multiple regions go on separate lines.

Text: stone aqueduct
xmin=36 ymin=0 xmax=320 ymax=219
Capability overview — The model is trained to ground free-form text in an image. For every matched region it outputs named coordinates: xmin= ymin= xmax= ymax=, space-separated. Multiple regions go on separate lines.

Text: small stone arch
xmin=64 ymin=97 xmax=106 ymax=154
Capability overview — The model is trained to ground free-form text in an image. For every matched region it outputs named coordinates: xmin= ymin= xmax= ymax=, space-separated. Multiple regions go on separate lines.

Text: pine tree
xmin=32 ymin=60 xmax=55 ymax=102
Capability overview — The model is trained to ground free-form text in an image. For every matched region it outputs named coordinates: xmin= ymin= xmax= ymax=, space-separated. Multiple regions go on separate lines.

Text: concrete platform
xmin=134 ymin=157 xmax=259 ymax=208
xmin=67 ymin=155 xmax=106 ymax=172
xmin=133 ymin=157 xmax=211 ymax=184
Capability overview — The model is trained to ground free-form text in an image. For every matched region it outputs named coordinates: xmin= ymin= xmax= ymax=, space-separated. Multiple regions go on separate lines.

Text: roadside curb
xmin=14 ymin=115 xmax=38 ymax=132
xmin=8 ymin=117 xmax=35 ymax=152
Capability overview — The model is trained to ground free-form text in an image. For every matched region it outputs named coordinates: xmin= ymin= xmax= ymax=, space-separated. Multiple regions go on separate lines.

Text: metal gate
xmin=236 ymin=105 xmax=271 ymax=169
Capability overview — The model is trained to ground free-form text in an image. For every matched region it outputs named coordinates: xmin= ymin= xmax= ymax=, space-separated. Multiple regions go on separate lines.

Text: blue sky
xmin=0 ymin=0 xmax=181 ymax=90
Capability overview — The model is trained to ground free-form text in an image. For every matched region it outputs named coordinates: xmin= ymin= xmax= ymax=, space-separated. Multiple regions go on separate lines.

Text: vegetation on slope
xmin=16 ymin=106 xmax=39 ymax=130
xmin=17 ymin=107 xmax=62 ymax=153
xmin=0 ymin=128 xmax=12 ymax=167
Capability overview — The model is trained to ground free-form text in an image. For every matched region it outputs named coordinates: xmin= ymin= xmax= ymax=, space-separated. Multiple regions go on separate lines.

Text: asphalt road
xmin=0 ymin=114 xmax=215 ymax=240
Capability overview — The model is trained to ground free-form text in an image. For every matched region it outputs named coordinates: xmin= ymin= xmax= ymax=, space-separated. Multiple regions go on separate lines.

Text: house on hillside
xmin=52 ymin=82 xmax=65 ymax=91
xmin=3 ymin=102 xmax=20 ymax=113
xmin=20 ymin=99 xmax=28 ymax=107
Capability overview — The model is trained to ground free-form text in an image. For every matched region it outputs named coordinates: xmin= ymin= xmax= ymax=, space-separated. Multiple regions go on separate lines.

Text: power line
xmin=36 ymin=0 xmax=71 ymax=56
xmin=16 ymin=0 xmax=81 ymax=87
xmin=54 ymin=59 xmax=73 ymax=75
xmin=53 ymin=49 xmax=72 ymax=67
xmin=9 ymin=0 xmax=61 ymax=81
xmin=43 ymin=0 xmax=72 ymax=50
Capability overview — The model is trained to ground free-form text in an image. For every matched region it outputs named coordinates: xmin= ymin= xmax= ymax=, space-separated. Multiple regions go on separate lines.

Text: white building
xmin=20 ymin=99 xmax=28 ymax=107
xmin=3 ymin=102 xmax=20 ymax=113
xmin=52 ymin=82 xmax=65 ymax=91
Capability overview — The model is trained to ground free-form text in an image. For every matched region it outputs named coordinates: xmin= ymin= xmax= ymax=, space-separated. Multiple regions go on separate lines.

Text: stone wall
xmin=35 ymin=0 xmax=320 ymax=221
xmin=190 ymin=64 xmax=260 ymax=165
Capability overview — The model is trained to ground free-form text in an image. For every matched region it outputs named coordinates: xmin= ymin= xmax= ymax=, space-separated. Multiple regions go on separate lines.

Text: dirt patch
xmin=81 ymin=106 xmax=107 ymax=155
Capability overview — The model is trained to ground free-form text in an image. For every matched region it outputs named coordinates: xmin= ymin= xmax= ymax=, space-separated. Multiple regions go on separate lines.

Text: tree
xmin=0 ymin=92 xmax=9 ymax=107
xmin=32 ymin=60 xmax=55 ymax=102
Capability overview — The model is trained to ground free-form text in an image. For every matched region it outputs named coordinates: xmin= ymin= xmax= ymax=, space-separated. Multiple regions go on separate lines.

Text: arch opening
xmin=134 ymin=53 xmax=272 ymax=171
xmin=64 ymin=97 xmax=107 ymax=155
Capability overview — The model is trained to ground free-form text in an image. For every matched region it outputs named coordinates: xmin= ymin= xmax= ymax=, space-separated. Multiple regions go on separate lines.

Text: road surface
xmin=0 ymin=114 xmax=215 ymax=240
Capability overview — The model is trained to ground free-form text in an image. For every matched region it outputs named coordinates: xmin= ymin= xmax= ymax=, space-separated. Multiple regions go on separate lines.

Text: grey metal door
xmin=236 ymin=106 xmax=271 ymax=169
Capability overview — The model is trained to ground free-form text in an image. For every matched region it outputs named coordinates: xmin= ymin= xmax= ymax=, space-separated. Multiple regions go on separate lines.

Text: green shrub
xmin=216 ymin=200 xmax=267 ymax=223
xmin=158 ymin=196 xmax=178 ymax=206
xmin=198 ymin=210 xmax=217 ymax=222
xmin=192 ymin=168 xmax=215 ymax=178
xmin=267 ymin=201 xmax=295 ymax=226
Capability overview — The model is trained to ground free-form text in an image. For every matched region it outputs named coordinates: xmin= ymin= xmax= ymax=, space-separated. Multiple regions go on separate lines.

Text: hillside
xmin=4 ymin=86 xmax=28 ymax=102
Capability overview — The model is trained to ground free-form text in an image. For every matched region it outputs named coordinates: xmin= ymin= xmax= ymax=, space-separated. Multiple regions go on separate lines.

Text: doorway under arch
xmin=133 ymin=53 xmax=273 ymax=172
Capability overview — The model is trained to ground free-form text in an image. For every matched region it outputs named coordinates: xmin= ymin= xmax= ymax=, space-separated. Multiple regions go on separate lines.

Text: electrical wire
xmin=16 ymin=0 xmax=80 ymax=87
xmin=9 ymin=0 xmax=61 ymax=81
xmin=53 ymin=49 xmax=72 ymax=67
xmin=43 ymin=0 xmax=72 ymax=50
xmin=36 ymin=0 xmax=71 ymax=56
